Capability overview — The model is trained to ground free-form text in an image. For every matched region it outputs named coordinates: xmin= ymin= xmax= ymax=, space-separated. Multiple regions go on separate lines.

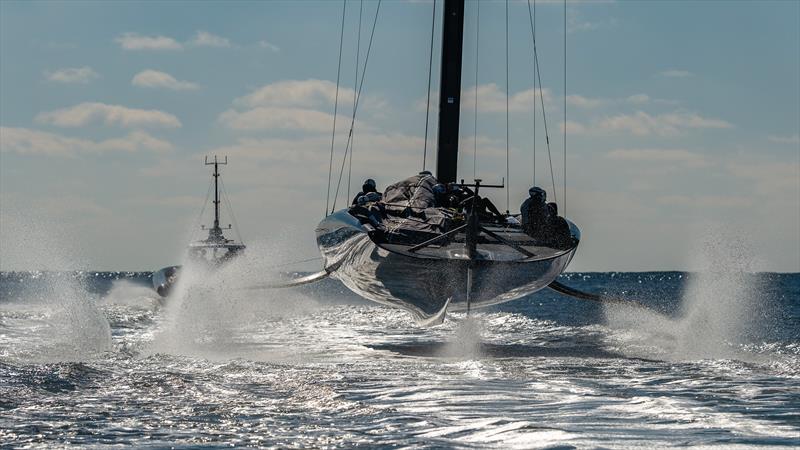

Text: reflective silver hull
xmin=316 ymin=210 xmax=579 ymax=323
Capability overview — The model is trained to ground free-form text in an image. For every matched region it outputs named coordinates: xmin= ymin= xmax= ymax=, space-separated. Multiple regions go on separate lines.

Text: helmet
xmin=356 ymin=195 xmax=368 ymax=206
xmin=365 ymin=192 xmax=381 ymax=202
xmin=529 ymin=186 xmax=546 ymax=200
xmin=364 ymin=178 xmax=376 ymax=189
xmin=432 ymin=183 xmax=447 ymax=195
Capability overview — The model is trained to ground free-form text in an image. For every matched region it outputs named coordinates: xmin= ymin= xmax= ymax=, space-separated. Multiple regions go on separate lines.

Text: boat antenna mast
xmin=203 ymin=155 xmax=231 ymax=242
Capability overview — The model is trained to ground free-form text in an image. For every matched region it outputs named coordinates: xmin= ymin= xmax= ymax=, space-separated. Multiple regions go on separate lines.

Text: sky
xmin=0 ymin=0 xmax=798 ymax=272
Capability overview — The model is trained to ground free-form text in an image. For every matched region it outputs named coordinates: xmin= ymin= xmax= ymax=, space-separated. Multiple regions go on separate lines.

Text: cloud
xmin=566 ymin=93 xmax=649 ymax=109
xmin=566 ymin=95 xmax=605 ymax=109
xmin=258 ymin=40 xmax=280 ymax=52
xmin=626 ymin=94 xmax=650 ymax=104
xmin=606 ymin=148 xmax=711 ymax=168
xmin=206 ymin=131 xmax=424 ymax=182
xmin=570 ymin=111 xmax=732 ymax=136
xmin=36 ymin=102 xmax=182 ymax=129
xmin=190 ymin=31 xmax=231 ymax=48
xmin=132 ymin=70 xmax=200 ymax=91
xmin=223 ymin=79 xmax=385 ymax=133
xmin=0 ymin=127 xmax=172 ymax=156
xmin=234 ymin=79 xmax=387 ymax=115
xmin=659 ymin=69 xmax=693 ymax=78
xmin=44 ymin=66 xmax=99 ymax=84
xmin=235 ymin=79 xmax=353 ymax=109
xmin=567 ymin=9 xmax=617 ymax=33
xmin=461 ymin=84 xmax=552 ymax=113
xmin=768 ymin=134 xmax=800 ymax=145
xmin=115 ymin=33 xmax=183 ymax=51
xmin=219 ymin=106 xmax=364 ymax=133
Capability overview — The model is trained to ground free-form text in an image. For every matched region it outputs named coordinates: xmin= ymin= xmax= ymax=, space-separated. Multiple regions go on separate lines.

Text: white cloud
xmin=190 ymin=31 xmax=231 ymax=48
xmin=570 ymin=111 xmax=732 ymax=136
xmin=659 ymin=69 xmax=693 ymax=78
xmin=258 ymin=40 xmax=280 ymax=52
xmin=0 ymin=127 xmax=172 ymax=156
xmin=223 ymin=80 xmax=384 ymax=133
xmin=115 ymin=33 xmax=183 ymax=51
xmin=36 ymin=102 xmax=182 ymax=129
xmin=44 ymin=66 xmax=99 ymax=84
xmin=566 ymin=95 xmax=605 ymax=109
xmin=234 ymin=79 xmax=386 ymax=116
xmin=768 ymin=134 xmax=800 ymax=145
xmin=566 ymin=93 xmax=649 ymax=109
xmin=567 ymin=9 xmax=617 ymax=33
xmin=606 ymin=148 xmax=711 ymax=168
xmin=236 ymin=79 xmax=353 ymax=109
xmin=219 ymin=106 xmax=364 ymax=133
xmin=132 ymin=70 xmax=200 ymax=91
xmin=461 ymin=84 xmax=552 ymax=113
xmin=626 ymin=94 xmax=650 ymax=104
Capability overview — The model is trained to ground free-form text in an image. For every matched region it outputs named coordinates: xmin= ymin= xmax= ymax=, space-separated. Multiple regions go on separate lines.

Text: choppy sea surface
xmin=0 ymin=268 xmax=798 ymax=448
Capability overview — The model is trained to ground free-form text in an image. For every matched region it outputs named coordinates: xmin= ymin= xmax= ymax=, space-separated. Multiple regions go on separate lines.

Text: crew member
xmin=351 ymin=178 xmax=379 ymax=205
xmin=520 ymin=186 xmax=553 ymax=236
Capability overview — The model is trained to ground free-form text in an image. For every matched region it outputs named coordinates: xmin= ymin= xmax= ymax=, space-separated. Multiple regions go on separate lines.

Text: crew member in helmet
xmin=520 ymin=186 xmax=554 ymax=236
xmin=521 ymin=186 xmax=572 ymax=246
xmin=352 ymin=178 xmax=379 ymax=205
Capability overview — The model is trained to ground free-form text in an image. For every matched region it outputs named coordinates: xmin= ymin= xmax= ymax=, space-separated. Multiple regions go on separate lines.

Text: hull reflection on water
xmin=316 ymin=210 xmax=579 ymax=323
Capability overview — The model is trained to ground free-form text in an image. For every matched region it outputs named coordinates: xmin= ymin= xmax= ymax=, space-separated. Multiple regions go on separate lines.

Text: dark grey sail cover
xmin=379 ymin=173 xmax=453 ymax=244
xmin=382 ymin=173 xmax=438 ymax=216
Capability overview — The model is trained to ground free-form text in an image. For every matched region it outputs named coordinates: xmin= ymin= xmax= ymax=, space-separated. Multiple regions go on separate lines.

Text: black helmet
xmin=364 ymin=178 xmax=376 ymax=189
xmin=529 ymin=186 xmax=546 ymax=201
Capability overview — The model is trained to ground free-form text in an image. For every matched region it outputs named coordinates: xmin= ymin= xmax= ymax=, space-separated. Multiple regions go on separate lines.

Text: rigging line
xmin=532 ymin=29 xmax=558 ymax=204
xmin=473 ymin=0 xmax=479 ymax=180
xmin=325 ymin=0 xmax=347 ymax=217
xmin=422 ymin=0 xmax=437 ymax=172
xmin=527 ymin=0 xmax=536 ymax=187
xmin=331 ymin=0 xmax=382 ymax=213
xmin=563 ymin=0 xmax=567 ymax=217
xmin=192 ymin=179 xmax=215 ymax=241
xmin=348 ymin=0 xmax=363 ymax=206
xmin=219 ymin=178 xmax=244 ymax=244
xmin=505 ymin=0 xmax=510 ymax=214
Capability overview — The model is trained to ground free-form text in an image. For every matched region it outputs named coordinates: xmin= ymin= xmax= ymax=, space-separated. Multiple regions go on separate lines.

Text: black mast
xmin=205 ymin=155 xmax=228 ymax=242
xmin=435 ymin=0 xmax=466 ymax=184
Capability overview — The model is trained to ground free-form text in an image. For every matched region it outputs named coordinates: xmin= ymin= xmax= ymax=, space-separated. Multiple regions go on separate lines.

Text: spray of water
xmin=102 ymin=279 xmax=161 ymax=309
xmin=604 ymin=227 xmax=768 ymax=361
xmin=0 ymin=210 xmax=112 ymax=362
xmin=438 ymin=314 xmax=485 ymax=359
xmin=147 ymin=237 xmax=321 ymax=360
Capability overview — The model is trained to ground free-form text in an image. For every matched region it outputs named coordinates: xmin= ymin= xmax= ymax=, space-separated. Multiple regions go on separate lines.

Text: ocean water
xmin=0 ymin=269 xmax=798 ymax=448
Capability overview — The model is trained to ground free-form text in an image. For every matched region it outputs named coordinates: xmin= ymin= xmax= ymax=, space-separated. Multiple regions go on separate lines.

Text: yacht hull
xmin=316 ymin=210 xmax=578 ymax=323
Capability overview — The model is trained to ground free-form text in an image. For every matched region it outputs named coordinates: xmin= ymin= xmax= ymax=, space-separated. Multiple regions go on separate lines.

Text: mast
xmin=205 ymin=155 xmax=227 ymax=240
xmin=435 ymin=0 xmax=466 ymax=184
